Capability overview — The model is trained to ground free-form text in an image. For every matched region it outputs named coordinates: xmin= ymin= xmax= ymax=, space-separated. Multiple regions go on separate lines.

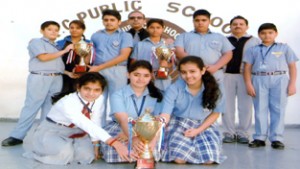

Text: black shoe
xmin=271 ymin=141 xmax=285 ymax=149
xmin=248 ymin=139 xmax=265 ymax=148
xmin=1 ymin=137 xmax=23 ymax=147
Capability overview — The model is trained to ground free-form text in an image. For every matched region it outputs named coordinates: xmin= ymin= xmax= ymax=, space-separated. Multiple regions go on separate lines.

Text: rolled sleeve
xmin=161 ymin=85 xmax=177 ymax=114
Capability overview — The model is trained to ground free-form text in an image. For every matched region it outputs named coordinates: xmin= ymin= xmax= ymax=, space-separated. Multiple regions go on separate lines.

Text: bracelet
xmin=108 ymin=138 xmax=118 ymax=147
xmin=93 ymin=143 xmax=100 ymax=147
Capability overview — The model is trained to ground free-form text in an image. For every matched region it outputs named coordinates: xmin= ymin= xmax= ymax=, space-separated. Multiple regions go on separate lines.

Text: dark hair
xmin=128 ymin=60 xmax=163 ymax=102
xmin=102 ymin=9 xmax=121 ymax=20
xmin=52 ymin=72 xmax=107 ymax=103
xmin=178 ymin=56 xmax=220 ymax=110
xmin=146 ymin=18 xmax=164 ymax=28
xmin=41 ymin=21 xmax=60 ymax=30
xmin=258 ymin=23 xmax=277 ymax=33
xmin=230 ymin=15 xmax=248 ymax=25
xmin=128 ymin=10 xmax=145 ymax=19
xmin=69 ymin=20 xmax=86 ymax=30
xmin=69 ymin=20 xmax=87 ymax=40
xmin=193 ymin=9 xmax=211 ymax=19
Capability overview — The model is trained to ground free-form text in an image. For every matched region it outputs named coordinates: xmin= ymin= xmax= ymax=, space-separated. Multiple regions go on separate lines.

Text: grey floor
xmin=0 ymin=121 xmax=299 ymax=169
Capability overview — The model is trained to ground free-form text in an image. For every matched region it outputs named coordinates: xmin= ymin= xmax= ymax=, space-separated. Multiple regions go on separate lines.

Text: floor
xmin=0 ymin=120 xmax=299 ymax=169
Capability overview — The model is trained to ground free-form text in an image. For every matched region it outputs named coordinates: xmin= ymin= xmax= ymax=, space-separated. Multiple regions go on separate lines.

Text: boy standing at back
xmin=89 ymin=9 xmax=133 ymax=126
xmin=244 ymin=23 xmax=298 ymax=149
xmin=89 ymin=9 xmax=133 ymax=97
xmin=2 ymin=21 xmax=73 ymax=146
xmin=175 ymin=9 xmax=234 ymax=94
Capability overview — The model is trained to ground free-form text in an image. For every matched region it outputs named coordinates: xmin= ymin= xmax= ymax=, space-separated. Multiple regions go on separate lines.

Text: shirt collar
xmin=144 ymin=37 xmax=164 ymax=44
xmin=192 ymin=29 xmax=212 ymax=34
xmin=101 ymin=28 xmax=121 ymax=34
xmin=42 ymin=37 xmax=57 ymax=46
xmin=77 ymin=92 xmax=95 ymax=105
xmin=124 ymin=85 xmax=149 ymax=98
xmin=184 ymin=83 xmax=205 ymax=97
xmin=259 ymin=42 xmax=277 ymax=47
xmin=228 ymin=33 xmax=252 ymax=39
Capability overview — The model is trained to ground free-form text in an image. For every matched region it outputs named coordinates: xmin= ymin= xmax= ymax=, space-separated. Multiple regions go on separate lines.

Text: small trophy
xmin=73 ymin=41 xmax=92 ymax=73
xmin=152 ymin=42 xmax=175 ymax=79
xmin=132 ymin=109 xmax=161 ymax=169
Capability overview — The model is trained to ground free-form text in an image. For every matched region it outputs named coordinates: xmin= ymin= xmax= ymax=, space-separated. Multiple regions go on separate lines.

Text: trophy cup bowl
xmin=153 ymin=45 xmax=174 ymax=79
xmin=133 ymin=110 xmax=161 ymax=169
xmin=74 ymin=42 xmax=92 ymax=73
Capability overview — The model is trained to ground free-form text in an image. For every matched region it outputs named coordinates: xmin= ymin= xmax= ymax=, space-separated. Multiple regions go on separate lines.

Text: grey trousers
xmin=222 ymin=73 xmax=253 ymax=138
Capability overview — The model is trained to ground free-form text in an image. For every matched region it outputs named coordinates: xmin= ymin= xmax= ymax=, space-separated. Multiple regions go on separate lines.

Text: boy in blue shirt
xmin=243 ymin=23 xmax=298 ymax=149
xmin=89 ymin=9 xmax=133 ymax=97
xmin=2 ymin=21 xmax=73 ymax=146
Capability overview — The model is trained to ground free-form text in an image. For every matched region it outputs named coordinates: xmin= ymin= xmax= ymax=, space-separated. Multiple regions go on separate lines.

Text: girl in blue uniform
xmin=101 ymin=60 xmax=163 ymax=163
xmin=131 ymin=19 xmax=175 ymax=91
xmin=160 ymin=56 xmax=226 ymax=164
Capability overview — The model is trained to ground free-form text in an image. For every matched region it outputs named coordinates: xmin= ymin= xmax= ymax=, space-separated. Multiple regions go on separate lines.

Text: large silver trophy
xmin=133 ymin=108 xmax=161 ymax=169
xmin=74 ymin=41 xmax=92 ymax=73
xmin=152 ymin=42 xmax=174 ymax=79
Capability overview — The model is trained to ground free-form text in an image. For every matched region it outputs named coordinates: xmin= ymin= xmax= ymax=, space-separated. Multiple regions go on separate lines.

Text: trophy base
xmin=75 ymin=65 xmax=87 ymax=73
xmin=156 ymin=70 xmax=168 ymax=79
xmin=135 ymin=158 xmax=155 ymax=169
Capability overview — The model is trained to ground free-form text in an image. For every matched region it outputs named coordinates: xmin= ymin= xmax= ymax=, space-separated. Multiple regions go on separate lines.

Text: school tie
xmin=133 ymin=31 xmax=140 ymax=44
xmin=69 ymin=103 xmax=90 ymax=138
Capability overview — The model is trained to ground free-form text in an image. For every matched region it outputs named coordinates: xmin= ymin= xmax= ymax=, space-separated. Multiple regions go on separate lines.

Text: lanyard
xmin=76 ymin=92 xmax=94 ymax=113
xmin=260 ymin=43 xmax=275 ymax=64
xmin=131 ymin=95 xmax=146 ymax=116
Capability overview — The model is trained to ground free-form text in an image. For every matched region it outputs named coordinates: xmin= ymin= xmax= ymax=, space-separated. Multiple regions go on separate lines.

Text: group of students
xmin=1 ymin=8 xmax=298 ymax=166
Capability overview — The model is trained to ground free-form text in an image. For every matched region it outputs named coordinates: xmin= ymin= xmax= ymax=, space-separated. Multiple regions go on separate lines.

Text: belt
xmin=31 ymin=72 xmax=62 ymax=76
xmin=252 ymin=71 xmax=286 ymax=76
xmin=46 ymin=117 xmax=72 ymax=128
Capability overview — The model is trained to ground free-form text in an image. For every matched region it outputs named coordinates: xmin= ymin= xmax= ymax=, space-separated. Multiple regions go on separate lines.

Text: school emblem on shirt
xmin=272 ymin=51 xmax=283 ymax=58
xmin=112 ymin=40 xmax=120 ymax=47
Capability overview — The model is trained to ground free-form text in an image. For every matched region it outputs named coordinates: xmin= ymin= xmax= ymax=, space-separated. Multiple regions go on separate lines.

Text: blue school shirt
xmin=27 ymin=37 xmax=64 ymax=73
xmin=161 ymin=79 xmax=224 ymax=121
xmin=131 ymin=38 xmax=166 ymax=70
xmin=175 ymin=30 xmax=234 ymax=65
xmin=175 ymin=30 xmax=234 ymax=81
xmin=243 ymin=42 xmax=299 ymax=72
xmin=91 ymin=29 xmax=133 ymax=66
xmin=110 ymin=85 xmax=161 ymax=120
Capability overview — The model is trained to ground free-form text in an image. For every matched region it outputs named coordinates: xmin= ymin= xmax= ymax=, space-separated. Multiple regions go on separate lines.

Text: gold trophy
xmin=74 ymin=41 xmax=92 ymax=73
xmin=133 ymin=109 xmax=161 ymax=169
xmin=152 ymin=42 xmax=174 ymax=79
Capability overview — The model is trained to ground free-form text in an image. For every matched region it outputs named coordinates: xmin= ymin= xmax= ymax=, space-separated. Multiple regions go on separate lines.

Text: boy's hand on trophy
xmin=64 ymin=44 xmax=74 ymax=53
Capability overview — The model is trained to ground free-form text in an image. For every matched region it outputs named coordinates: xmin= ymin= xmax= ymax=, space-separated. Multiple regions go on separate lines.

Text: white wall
xmin=0 ymin=0 xmax=299 ymax=124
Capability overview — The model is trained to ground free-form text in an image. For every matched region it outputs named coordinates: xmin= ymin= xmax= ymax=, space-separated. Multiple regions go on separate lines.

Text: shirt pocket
xmin=208 ymin=40 xmax=222 ymax=51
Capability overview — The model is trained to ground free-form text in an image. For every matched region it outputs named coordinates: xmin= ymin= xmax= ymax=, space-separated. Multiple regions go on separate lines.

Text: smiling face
xmin=77 ymin=81 xmax=103 ymax=102
xmin=179 ymin=62 xmax=206 ymax=88
xmin=128 ymin=67 xmax=152 ymax=90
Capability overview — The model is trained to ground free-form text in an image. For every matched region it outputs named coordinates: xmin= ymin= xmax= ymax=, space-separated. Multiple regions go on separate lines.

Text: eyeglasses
xmin=129 ymin=16 xmax=144 ymax=20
